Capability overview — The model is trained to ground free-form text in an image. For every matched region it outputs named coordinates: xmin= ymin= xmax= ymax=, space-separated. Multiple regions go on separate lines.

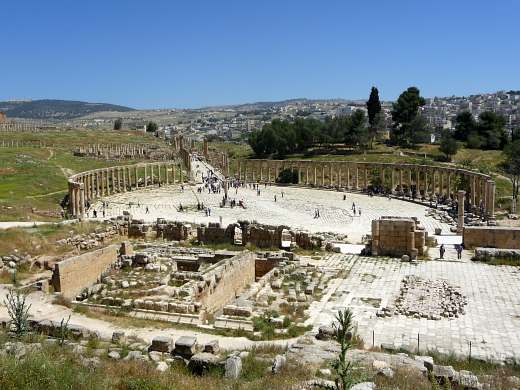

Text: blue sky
xmin=1 ymin=0 xmax=519 ymax=109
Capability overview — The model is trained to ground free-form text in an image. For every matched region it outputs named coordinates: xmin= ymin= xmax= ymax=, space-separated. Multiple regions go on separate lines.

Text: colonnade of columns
xmin=67 ymin=161 xmax=186 ymax=218
xmin=231 ymin=159 xmax=495 ymax=220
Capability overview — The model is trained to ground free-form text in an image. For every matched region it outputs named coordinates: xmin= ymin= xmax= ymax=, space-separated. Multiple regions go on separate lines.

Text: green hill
xmin=0 ymin=99 xmax=134 ymax=120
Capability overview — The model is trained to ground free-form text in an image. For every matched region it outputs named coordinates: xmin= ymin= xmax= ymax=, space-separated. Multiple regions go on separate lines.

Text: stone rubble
xmin=377 ymin=275 xmax=467 ymax=320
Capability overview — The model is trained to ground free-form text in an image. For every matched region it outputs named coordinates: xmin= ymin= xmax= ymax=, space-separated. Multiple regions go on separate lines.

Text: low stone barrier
xmin=473 ymin=247 xmax=520 ymax=262
xmin=51 ymin=244 xmax=120 ymax=299
xmin=463 ymin=226 xmax=520 ymax=249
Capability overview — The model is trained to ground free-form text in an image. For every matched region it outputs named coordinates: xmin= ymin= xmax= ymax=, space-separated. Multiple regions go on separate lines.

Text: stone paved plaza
xmin=92 ymin=184 xmax=450 ymax=243
xmin=307 ymin=254 xmax=520 ymax=363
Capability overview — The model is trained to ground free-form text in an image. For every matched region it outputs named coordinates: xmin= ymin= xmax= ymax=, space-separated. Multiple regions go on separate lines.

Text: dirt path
xmin=0 ymin=287 xmax=295 ymax=350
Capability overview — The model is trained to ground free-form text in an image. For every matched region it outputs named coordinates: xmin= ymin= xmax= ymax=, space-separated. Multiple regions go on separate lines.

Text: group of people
xmin=439 ymin=243 xmax=464 ymax=260
xmin=350 ymin=201 xmax=362 ymax=217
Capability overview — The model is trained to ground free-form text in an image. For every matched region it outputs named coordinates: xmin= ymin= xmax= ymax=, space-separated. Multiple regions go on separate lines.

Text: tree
xmin=146 ymin=121 xmax=158 ymax=133
xmin=504 ymin=140 xmax=520 ymax=213
xmin=113 ymin=118 xmax=123 ymax=130
xmin=366 ymin=87 xmax=382 ymax=148
xmin=276 ymin=168 xmax=299 ymax=184
xmin=439 ymin=130 xmax=459 ymax=161
xmin=453 ymin=111 xmax=476 ymax=141
xmin=391 ymin=86 xmax=426 ymax=147
xmin=512 ymin=128 xmax=520 ymax=142
xmin=344 ymin=110 xmax=368 ymax=149
xmin=477 ymin=111 xmax=507 ymax=150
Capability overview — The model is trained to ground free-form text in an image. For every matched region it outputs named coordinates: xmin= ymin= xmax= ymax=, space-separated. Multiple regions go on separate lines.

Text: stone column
xmin=487 ymin=180 xmax=496 ymax=222
xmin=408 ymin=169 xmax=412 ymax=197
xmin=338 ymin=165 xmax=342 ymax=187
xmin=314 ymin=165 xmax=317 ymax=186
xmin=144 ymin=165 xmax=148 ymax=187
xmin=305 ymin=165 xmax=309 ymax=185
xmin=399 ymin=168 xmax=403 ymax=195
xmin=440 ymin=170 xmax=446 ymax=195
xmin=431 ymin=170 xmax=437 ymax=199
xmin=346 ymin=165 xmax=350 ymax=189
xmin=355 ymin=166 xmax=359 ymax=190
xmin=471 ymin=176 xmax=477 ymax=208
xmin=447 ymin=172 xmax=452 ymax=199
xmin=122 ymin=167 xmax=127 ymax=192
xmin=106 ymin=169 xmax=110 ymax=194
xmin=79 ymin=183 xmax=85 ymax=220
xmin=96 ymin=172 xmax=100 ymax=197
xmin=457 ymin=190 xmax=465 ymax=234
xmin=75 ymin=185 xmax=80 ymax=218
xmin=329 ymin=164 xmax=333 ymax=187
xmin=101 ymin=170 xmax=105 ymax=195
xmin=69 ymin=182 xmax=76 ymax=217
xmin=364 ymin=167 xmax=368 ymax=190
xmin=391 ymin=168 xmax=395 ymax=194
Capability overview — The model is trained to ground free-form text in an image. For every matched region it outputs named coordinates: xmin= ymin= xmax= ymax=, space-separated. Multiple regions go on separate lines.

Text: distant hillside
xmin=197 ymin=98 xmax=351 ymax=111
xmin=0 ymin=99 xmax=134 ymax=120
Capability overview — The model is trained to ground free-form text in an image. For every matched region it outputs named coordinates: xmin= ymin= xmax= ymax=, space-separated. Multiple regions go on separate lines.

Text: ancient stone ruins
xmin=3 ymin=138 xmax=520 ymax=390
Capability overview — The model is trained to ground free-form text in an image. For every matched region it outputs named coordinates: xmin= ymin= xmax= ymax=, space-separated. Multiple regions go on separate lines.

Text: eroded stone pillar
xmin=79 ymin=183 xmax=85 ymax=220
xmin=408 ymin=169 xmax=412 ymax=197
xmin=487 ymin=180 xmax=496 ymax=222
xmin=69 ymin=182 xmax=76 ymax=217
xmin=457 ymin=190 xmax=465 ymax=234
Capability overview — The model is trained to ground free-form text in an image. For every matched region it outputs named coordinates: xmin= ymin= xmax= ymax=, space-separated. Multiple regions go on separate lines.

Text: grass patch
xmin=0 ymin=330 xmax=313 ymax=390
xmin=0 ymin=221 xmax=107 ymax=257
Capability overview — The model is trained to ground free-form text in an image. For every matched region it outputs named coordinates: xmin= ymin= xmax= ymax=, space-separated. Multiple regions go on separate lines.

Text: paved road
xmin=92 ymin=184 xmax=451 ymax=243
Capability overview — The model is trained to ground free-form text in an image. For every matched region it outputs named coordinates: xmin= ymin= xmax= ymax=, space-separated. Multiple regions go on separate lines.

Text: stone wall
xmin=255 ymin=258 xmax=280 ymax=278
xmin=241 ymin=222 xmax=286 ymax=248
xmin=51 ymin=244 xmax=119 ymax=299
xmin=197 ymin=252 xmax=256 ymax=314
xmin=197 ymin=222 xmax=238 ymax=245
xmin=371 ymin=217 xmax=426 ymax=258
xmin=463 ymin=226 xmax=520 ymax=249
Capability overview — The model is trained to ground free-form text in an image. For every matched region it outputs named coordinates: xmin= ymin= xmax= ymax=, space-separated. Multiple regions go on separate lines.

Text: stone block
xmin=188 ymin=352 xmax=221 ymax=375
xmin=149 ymin=336 xmax=174 ymax=353
xmin=174 ymin=336 xmax=198 ymax=359
xmin=224 ymin=355 xmax=242 ymax=379
xmin=203 ymin=340 xmax=220 ymax=354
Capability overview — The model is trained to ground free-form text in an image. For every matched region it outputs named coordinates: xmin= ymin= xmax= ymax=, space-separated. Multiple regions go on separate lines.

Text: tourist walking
xmin=439 ymin=244 xmax=445 ymax=259
xmin=456 ymin=244 xmax=463 ymax=260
